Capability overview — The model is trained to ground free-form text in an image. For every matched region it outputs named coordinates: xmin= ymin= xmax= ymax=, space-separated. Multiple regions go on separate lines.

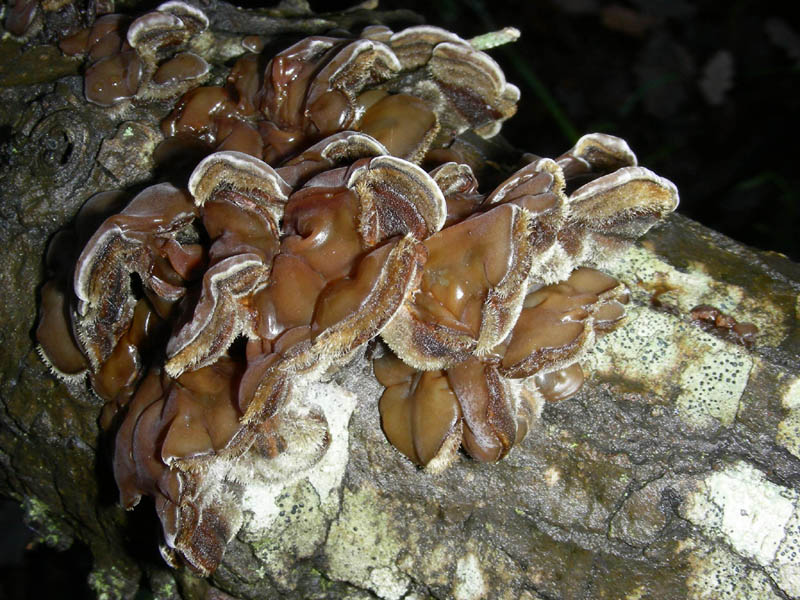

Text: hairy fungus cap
xmin=375 ymin=266 xmax=628 ymax=468
xmin=557 ymin=132 xmax=637 ymax=186
xmin=189 ymin=151 xmax=290 ymax=224
xmin=567 ymin=166 xmax=679 ymax=243
xmin=37 ymin=280 xmax=89 ymax=379
xmin=347 ymin=155 xmax=447 ymax=242
xmin=113 ymin=360 xmax=243 ymax=575
xmin=498 ymin=267 xmax=627 ymax=378
xmin=428 ymin=161 xmax=483 ymax=226
xmin=155 ymin=0 xmax=209 ymax=33
xmin=381 ymin=202 xmax=532 ymax=370
xmin=276 ymin=131 xmax=389 ymax=187
xmin=74 ymin=183 xmax=197 ymax=368
xmin=165 ymin=255 xmax=270 ymax=377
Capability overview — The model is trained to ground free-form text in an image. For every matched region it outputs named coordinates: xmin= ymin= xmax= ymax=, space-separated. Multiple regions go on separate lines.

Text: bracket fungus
xmin=37 ymin=19 xmax=678 ymax=576
xmin=59 ymin=1 xmax=210 ymax=106
xmin=161 ymin=24 xmax=518 ymax=164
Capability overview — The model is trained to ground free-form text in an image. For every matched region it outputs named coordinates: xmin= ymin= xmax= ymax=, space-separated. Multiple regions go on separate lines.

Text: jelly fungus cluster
xmin=39 ymin=8 xmax=678 ymax=574
xmin=59 ymin=1 xmax=211 ymax=106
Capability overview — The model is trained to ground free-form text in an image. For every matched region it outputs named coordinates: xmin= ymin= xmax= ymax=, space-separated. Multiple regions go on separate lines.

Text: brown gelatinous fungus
xmin=237 ymin=153 xmax=442 ymax=427
xmin=60 ymin=1 xmax=211 ymax=106
xmin=5 ymin=0 xmax=39 ymax=37
xmin=37 ymin=279 xmax=89 ymax=380
xmin=73 ymin=183 xmax=198 ymax=368
xmin=689 ymin=304 xmax=759 ymax=347
xmin=55 ymin=139 xmax=443 ymax=573
xmin=38 ymin=10 xmax=679 ymax=576
xmin=497 ymin=267 xmax=629 ymax=379
xmin=112 ymin=360 xmax=244 ymax=574
xmin=162 ymin=24 xmax=520 ymax=165
xmin=534 ymin=363 xmax=585 ymax=403
xmin=374 ymin=351 xmax=462 ymax=468
xmin=374 ymin=132 xmax=675 ymax=469
xmin=381 ymin=202 xmax=533 ymax=370
xmin=375 ymin=267 xmax=630 ymax=469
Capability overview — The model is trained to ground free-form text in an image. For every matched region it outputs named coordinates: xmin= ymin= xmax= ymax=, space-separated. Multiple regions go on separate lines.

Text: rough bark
xmin=1 ymin=3 xmax=800 ymax=599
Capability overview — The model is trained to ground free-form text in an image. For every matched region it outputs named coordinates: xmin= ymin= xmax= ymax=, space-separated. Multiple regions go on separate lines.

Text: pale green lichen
xmin=683 ymin=461 xmax=800 ymax=597
xmin=585 ymin=306 xmax=752 ymax=428
xmin=469 ymin=27 xmax=520 ymax=50
xmin=22 ymin=496 xmax=71 ymax=549
xmin=324 ymin=485 xmax=409 ymax=600
xmin=777 ymin=376 xmax=800 ymax=460
xmin=603 ymin=244 xmax=787 ymax=346
xmin=453 ymin=552 xmax=487 ymax=600
xmin=88 ymin=565 xmax=132 ymax=600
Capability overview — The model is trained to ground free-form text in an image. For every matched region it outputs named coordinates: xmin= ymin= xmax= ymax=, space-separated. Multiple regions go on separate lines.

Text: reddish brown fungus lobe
xmin=690 ymin=304 xmax=758 ymax=347
xmin=375 ymin=266 xmax=630 ymax=469
xmin=161 ymin=25 xmax=517 ymax=166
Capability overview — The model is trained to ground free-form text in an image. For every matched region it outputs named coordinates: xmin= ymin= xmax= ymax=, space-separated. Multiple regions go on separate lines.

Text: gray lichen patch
xmin=242 ymin=480 xmax=328 ymax=590
xmin=777 ymin=376 xmax=800 ymax=460
xmin=585 ymin=305 xmax=752 ymax=428
xmin=683 ymin=541 xmax=783 ymax=600
xmin=453 ymin=552 xmax=488 ymax=600
xmin=683 ymin=461 xmax=800 ymax=597
xmin=604 ymin=244 xmax=788 ymax=347
xmin=97 ymin=121 xmax=163 ymax=187
xmin=324 ymin=484 xmax=410 ymax=600
xmin=240 ymin=381 xmax=357 ymax=531
xmin=233 ymin=381 xmax=358 ymax=589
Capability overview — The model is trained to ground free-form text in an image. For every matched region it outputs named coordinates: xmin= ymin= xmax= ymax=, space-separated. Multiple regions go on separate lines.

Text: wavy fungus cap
xmin=162 ymin=24 xmax=519 ymax=165
xmin=59 ymin=1 xmax=210 ymax=106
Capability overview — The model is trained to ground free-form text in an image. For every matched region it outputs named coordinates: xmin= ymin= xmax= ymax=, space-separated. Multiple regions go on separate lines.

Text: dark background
xmin=2 ymin=1 xmax=799 ymax=598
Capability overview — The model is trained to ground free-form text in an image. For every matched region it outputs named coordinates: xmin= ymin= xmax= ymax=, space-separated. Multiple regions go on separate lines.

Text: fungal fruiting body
xmin=38 ymin=16 xmax=678 ymax=575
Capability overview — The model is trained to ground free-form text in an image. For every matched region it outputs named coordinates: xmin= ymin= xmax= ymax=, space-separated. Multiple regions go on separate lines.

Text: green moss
xmin=88 ymin=565 xmax=135 ymax=600
xmin=22 ymin=496 xmax=72 ymax=549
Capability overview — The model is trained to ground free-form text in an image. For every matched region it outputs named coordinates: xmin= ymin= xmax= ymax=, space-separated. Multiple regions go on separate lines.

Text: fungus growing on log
xmin=375 ymin=267 xmax=632 ymax=468
xmin=59 ymin=1 xmax=210 ymax=106
xmin=37 ymin=19 xmax=678 ymax=575
xmin=161 ymin=24 xmax=518 ymax=164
